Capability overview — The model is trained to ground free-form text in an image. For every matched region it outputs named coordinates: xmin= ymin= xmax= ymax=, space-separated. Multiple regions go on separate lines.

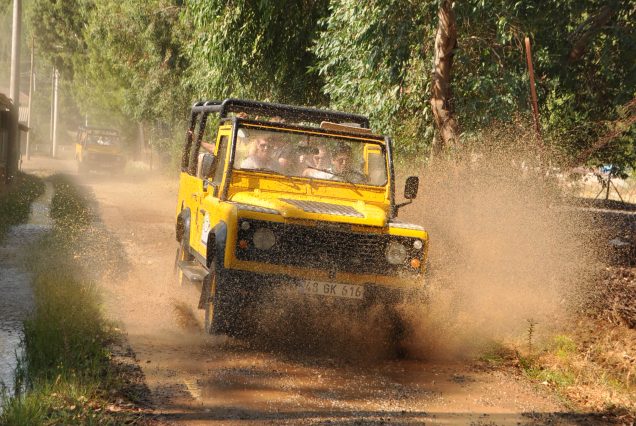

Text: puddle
xmin=0 ymin=183 xmax=53 ymax=398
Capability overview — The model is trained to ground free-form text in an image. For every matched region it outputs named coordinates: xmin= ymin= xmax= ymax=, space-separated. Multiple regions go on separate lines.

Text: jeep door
xmin=190 ymin=129 xmax=231 ymax=258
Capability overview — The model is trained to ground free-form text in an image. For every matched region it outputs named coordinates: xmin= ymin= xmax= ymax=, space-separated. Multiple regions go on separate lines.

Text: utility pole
xmin=9 ymin=0 xmax=21 ymax=104
xmin=49 ymin=68 xmax=54 ymax=150
xmin=8 ymin=0 xmax=22 ymax=178
xmin=52 ymin=68 xmax=59 ymax=158
xmin=26 ymin=37 xmax=34 ymax=160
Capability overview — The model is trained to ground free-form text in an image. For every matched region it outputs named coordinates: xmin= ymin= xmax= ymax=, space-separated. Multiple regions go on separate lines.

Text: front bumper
xmin=83 ymin=155 xmax=126 ymax=169
xmin=222 ymin=266 xmax=423 ymax=306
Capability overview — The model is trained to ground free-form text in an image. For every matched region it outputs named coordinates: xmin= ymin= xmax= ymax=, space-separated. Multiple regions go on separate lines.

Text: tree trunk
xmin=137 ymin=122 xmax=145 ymax=161
xmin=430 ymin=0 xmax=458 ymax=158
xmin=570 ymin=97 xmax=636 ymax=167
xmin=568 ymin=5 xmax=615 ymax=63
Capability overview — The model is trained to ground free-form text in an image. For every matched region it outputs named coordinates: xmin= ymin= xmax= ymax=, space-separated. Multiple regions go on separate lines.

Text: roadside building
xmin=0 ymin=92 xmax=27 ymax=185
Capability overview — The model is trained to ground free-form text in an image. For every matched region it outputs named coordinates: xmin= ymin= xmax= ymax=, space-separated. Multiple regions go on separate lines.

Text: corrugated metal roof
xmin=19 ymin=106 xmax=28 ymax=123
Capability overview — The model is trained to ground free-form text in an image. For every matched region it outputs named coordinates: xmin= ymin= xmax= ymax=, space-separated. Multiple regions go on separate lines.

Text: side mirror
xmin=200 ymin=153 xmax=217 ymax=178
xmin=404 ymin=176 xmax=419 ymax=199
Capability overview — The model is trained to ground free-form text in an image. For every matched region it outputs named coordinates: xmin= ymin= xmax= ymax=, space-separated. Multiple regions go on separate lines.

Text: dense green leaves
xmin=313 ymin=0 xmax=437 ymax=157
xmin=21 ymin=0 xmax=636 ymax=169
xmin=315 ymin=0 xmax=635 ymax=163
xmin=182 ymin=0 xmax=328 ymax=105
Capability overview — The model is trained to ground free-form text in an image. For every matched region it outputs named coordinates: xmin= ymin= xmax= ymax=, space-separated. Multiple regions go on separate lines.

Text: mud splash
xmin=400 ymin=149 xmax=596 ymax=359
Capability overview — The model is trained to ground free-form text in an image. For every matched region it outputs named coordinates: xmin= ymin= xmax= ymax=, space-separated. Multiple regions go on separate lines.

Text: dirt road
xmin=22 ymin=157 xmax=584 ymax=425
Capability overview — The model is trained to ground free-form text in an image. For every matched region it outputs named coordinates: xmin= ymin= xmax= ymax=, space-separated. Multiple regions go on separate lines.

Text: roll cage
xmin=180 ymin=99 xmax=397 ymax=217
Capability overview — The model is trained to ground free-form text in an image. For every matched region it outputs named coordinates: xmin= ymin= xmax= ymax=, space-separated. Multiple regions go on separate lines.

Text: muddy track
xmin=21 ymin=158 xmax=598 ymax=425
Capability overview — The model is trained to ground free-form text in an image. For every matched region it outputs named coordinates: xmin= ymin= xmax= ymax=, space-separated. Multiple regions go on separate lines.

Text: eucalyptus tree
xmin=180 ymin=0 xmax=329 ymax=106
xmin=81 ymin=0 xmax=188 ymax=123
xmin=314 ymin=0 xmax=635 ymax=168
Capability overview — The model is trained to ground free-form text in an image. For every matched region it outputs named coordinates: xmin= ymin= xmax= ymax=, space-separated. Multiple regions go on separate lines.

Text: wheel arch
xmin=206 ymin=221 xmax=227 ymax=269
xmin=176 ymin=207 xmax=191 ymax=244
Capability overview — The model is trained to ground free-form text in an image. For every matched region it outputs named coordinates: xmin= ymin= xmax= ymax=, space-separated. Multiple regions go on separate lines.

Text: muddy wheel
xmin=386 ymin=306 xmax=409 ymax=358
xmin=202 ymin=273 xmax=216 ymax=333
xmin=175 ymin=240 xmax=194 ymax=287
xmin=202 ymin=268 xmax=244 ymax=336
xmin=203 ymin=269 xmax=235 ymax=335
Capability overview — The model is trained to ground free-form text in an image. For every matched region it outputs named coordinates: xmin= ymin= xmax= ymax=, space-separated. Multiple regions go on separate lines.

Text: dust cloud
xmin=80 ymin=147 xmax=596 ymax=364
xmin=399 ymin=147 xmax=596 ymax=360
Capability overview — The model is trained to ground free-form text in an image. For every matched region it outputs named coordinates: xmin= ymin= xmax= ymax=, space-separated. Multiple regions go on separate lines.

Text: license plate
xmin=299 ymin=281 xmax=364 ymax=299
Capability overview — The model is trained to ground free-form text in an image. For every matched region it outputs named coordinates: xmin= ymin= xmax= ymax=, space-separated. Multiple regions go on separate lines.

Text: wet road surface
xmin=20 ymin=158 xmax=577 ymax=424
xmin=0 ymin=183 xmax=52 ymax=396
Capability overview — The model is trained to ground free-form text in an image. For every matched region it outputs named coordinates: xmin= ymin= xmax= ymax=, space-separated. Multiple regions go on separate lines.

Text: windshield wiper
xmin=305 ymin=166 xmax=359 ymax=188
xmin=240 ymin=167 xmax=299 ymax=185
xmin=244 ymin=167 xmax=284 ymax=175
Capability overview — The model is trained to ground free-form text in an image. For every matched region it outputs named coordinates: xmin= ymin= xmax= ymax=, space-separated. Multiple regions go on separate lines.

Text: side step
xmin=178 ymin=261 xmax=207 ymax=283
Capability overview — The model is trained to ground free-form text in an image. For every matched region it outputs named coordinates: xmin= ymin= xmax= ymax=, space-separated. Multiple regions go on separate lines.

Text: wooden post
xmin=525 ymin=37 xmax=543 ymax=148
xmin=26 ymin=37 xmax=34 ymax=160
xmin=51 ymin=68 xmax=59 ymax=158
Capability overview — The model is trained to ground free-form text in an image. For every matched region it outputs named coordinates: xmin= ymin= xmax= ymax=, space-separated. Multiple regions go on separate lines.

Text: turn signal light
xmin=238 ymin=239 xmax=249 ymax=249
xmin=410 ymin=258 xmax=421 ymax=269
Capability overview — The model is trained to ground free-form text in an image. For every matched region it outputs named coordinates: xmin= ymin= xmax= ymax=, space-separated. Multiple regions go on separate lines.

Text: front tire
xmin=202 ymin=269 xmax=242 ymax=336
xmin=386 ymin=305 xmax=409 ymax=358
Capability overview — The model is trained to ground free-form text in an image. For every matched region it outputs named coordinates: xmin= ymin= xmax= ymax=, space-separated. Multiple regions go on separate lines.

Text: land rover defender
xmin=75 ymin=127 xmax=126 ymax=174
xmin=175 ymin=99 xmax=428 ymax=336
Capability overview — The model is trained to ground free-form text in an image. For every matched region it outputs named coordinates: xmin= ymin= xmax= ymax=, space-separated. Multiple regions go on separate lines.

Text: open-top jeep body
xmin=175 ymin=99 xmax=428 ymax=336
xmin=75 ymin=126 xmax=126 ymax=174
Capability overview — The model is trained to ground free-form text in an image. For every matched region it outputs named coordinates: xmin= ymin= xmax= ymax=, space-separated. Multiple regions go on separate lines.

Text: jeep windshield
xmin=87 ymin=135 xmax=119 ymax=146
xmin=233 ymin=126 xmax=388 ymax=186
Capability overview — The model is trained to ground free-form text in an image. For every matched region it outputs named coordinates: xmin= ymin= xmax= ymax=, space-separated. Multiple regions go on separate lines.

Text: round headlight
xmin=413 ymin=239 xmax=423 ymax=250
xmin=253 ymin=227 xmax=276 ymax=250
xmin=386 ymin=241 xmax=407 ymax=265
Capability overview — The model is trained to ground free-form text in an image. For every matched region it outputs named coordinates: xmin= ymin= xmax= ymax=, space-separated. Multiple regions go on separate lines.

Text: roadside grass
xmin=515 ymin=327 xmax=635 ymax=417
xmin=0 ymin=173 xmax=45 ymax=241
xmin=0 ymin=175 xmax=139 ymax=425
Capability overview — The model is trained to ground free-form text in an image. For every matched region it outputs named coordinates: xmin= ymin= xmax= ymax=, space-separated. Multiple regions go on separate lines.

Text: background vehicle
xmin=75 ymin=127 xmax=126 ymax=174
xmin=175 ymin=99 xmax=428 ymax=339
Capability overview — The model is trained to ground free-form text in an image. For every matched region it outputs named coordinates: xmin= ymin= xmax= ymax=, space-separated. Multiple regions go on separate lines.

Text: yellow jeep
xmin=175 ymin=99 xmax=428 ymax=337
xmin=75 ymin=127 xmax=126 ymax=174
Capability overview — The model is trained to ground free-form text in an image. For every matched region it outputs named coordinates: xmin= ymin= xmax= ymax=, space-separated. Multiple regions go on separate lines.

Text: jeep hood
xmin=231 ymin=191 xmax=388 ymax=227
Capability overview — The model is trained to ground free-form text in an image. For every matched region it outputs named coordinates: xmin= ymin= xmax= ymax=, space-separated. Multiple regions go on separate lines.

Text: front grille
xmin=235 ymin=220 xmax=420 ymax=276
xmin=90 ymin=153 xmax=121 ymax=164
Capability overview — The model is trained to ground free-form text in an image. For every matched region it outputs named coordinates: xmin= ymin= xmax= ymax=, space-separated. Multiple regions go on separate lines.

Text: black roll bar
xmin=191 ymin=98 xmax=370 ymax=128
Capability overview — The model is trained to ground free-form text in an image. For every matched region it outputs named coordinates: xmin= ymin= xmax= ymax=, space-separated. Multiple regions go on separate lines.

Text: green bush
xmin=0 ymin=173 xmax=45 ymax=241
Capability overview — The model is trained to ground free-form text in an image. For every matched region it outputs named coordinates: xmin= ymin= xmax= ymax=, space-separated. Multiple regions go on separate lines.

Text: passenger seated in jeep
xmin=328 ymin=144 xmax=366 ymax=183
xmin=240 ymin=137 xmax=278 ymax=170
xmin=275 ymin=141 xmax=315 ymax=175
xmin=302 ymin=145 xmax=331 ymax=179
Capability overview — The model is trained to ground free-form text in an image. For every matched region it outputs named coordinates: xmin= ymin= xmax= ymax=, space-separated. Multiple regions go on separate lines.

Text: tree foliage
xmin=315 ymin=0 xmax=635 ymax=166
xmin=181 ymin=0 xmax=328 ymax=105
xmin=27 ymin=0 xmax=92 ymax=79
xmin=80 ymin=0 xmax=188 ymax=122
xmin=20 ymin=0 xmax=636 ymax=170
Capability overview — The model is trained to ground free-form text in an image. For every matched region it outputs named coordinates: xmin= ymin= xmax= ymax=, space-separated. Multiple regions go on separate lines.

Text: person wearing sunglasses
xmin=240 ymin=137 xmax=277 ymax=170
